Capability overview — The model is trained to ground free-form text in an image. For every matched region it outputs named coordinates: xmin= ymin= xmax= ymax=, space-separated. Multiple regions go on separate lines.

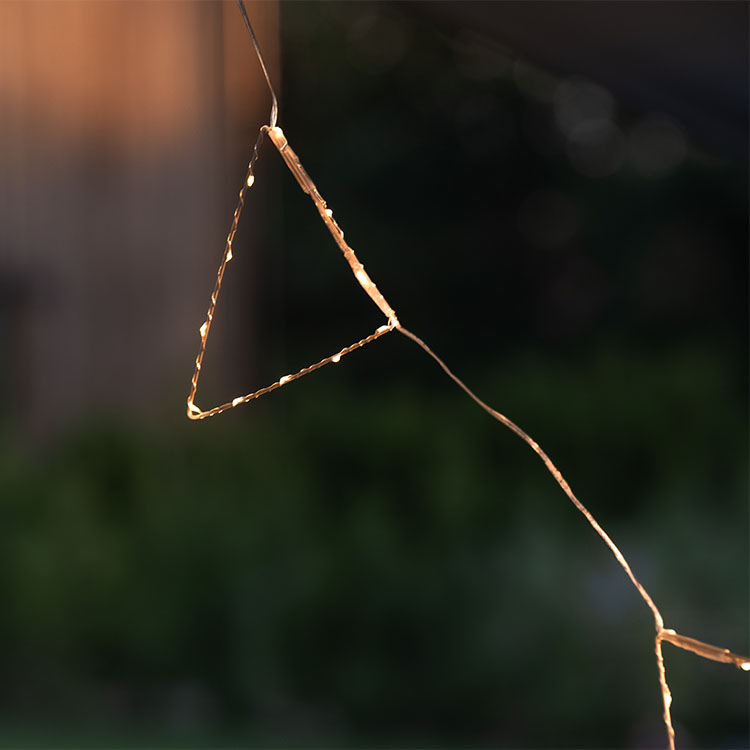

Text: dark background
xmin=0 ymin=2 xmax=747 ymax=748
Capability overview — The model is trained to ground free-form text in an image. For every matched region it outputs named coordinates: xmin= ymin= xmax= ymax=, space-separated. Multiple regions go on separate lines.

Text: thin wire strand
xmin=396 ymin=327 xmax=665 ymax=630
xmin=186 ymin=7 xmax=750 ymax=748
xmin=190 ymin=324 xmax=393 ymax=420
xmin=659 ymin=629 xmax=750 ymax=670
xmin=236 ymin=0 xmax=278 ymax=128
xmin=186 ymin=120 xmax=398 ymax=421
xmin=394 ymin=326 xmax=748 ymax=750
xmin=187 ymin=128 xmax=267 ymax=419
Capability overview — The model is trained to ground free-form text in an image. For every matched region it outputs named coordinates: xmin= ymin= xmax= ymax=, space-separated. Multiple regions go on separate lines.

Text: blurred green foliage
xmin=0 ymin=344 xmax=747 ymax=748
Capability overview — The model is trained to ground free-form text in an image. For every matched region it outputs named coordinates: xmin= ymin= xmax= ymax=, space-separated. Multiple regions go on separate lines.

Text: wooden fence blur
xmin=0 ymin=0 xmax=278 ymax=437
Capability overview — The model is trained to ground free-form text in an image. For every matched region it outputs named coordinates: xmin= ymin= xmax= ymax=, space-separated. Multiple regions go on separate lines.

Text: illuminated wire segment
xmin=186 ymin=3 xmax=749 ymax=747
xmin=185 ymin=124 xmax=397 ymax=422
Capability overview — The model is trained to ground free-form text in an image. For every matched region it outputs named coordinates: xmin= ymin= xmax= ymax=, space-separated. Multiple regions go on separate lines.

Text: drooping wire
xmin=189 ymin=8 xmax=750 ymax=748
xmin=236 ymin=0 xmax=279 ymax=128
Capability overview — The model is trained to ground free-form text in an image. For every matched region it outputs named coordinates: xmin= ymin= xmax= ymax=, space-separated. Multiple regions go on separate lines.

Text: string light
xmin=186 ymin=122 xmax=398 ymax=422
xmin=185 ymin=3 xmax=749 ymax=746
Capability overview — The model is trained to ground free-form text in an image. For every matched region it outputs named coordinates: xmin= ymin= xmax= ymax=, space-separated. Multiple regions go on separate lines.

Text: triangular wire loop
xmin=186 ymin=125 xmax=399 ymax=420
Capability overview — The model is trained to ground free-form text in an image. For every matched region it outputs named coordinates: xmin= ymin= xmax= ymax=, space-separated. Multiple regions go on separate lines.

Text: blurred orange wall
xmin=0 ymin=1 xmax=278 ymax=437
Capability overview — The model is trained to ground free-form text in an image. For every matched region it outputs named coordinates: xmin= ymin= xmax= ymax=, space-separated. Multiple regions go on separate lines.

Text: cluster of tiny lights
xmin=186 ymin=124 xmax=398 ymax=421
xmin=187 ymin=4 xmax=748 ymax=748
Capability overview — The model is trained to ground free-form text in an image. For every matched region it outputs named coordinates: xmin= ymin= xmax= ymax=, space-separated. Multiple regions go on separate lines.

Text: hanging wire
xmin=190 ymin=10 xmax=750 ymax=747
xmin=236 ymin=0 xmax=279 ymax=128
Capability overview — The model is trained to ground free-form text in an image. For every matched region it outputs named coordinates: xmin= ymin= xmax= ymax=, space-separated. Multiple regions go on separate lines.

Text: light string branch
xmin=185 ymin=3 xmax=750 ymax=747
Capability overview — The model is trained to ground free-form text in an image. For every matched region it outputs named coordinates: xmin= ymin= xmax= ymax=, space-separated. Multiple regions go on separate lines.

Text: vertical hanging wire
xmin=236 ymin=0 xmax=278 ymax=128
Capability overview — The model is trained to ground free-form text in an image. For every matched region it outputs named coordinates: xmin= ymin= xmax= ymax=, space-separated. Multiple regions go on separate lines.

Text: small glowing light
xmin=188 ymin=117 xmax=740 ymax=750
xmin=189 ymin=120 xmax=403 ymax=421
xmin=741 ymin=662 xmax=750 ymax=672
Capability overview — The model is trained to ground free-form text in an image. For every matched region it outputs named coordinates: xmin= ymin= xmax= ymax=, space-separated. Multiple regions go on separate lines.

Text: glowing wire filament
xmin=187 ymin=5 xmax=749 ymax=747
xmin=186 ymin=125 xmax=397 ymax=422
xmin=185 ymin=121 xmax=748 ymax=750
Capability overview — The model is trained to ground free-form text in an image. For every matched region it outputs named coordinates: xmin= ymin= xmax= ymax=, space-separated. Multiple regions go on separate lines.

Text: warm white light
xmin=190 ymin=117 xmax=400 ymax=423
xmin=183 ymin=35 xmax=748 ymax=750
xmin=188 ymin=123 xmax=400 ymax=422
